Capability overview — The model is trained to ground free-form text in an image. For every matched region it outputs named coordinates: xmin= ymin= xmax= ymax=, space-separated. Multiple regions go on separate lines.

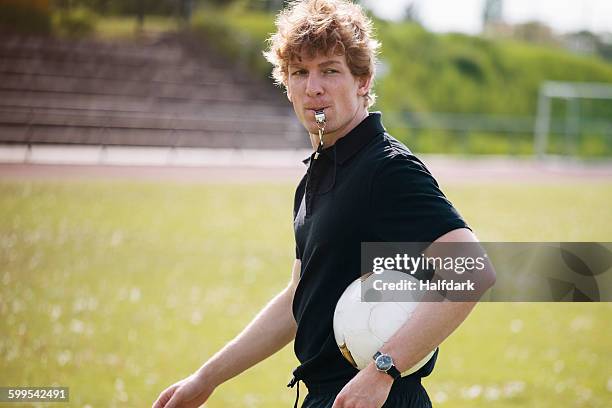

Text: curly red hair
xmin=264 ymin=0 xmax=380 ymax=107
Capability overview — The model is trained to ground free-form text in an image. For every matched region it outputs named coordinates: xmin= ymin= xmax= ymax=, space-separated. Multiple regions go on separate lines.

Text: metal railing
xmin=382 ymin=109 xmax=612 ymax=157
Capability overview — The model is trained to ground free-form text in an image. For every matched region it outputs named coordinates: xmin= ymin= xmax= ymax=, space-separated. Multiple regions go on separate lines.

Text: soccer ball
xmin=333 ymin=271 xmax=436 ymax=375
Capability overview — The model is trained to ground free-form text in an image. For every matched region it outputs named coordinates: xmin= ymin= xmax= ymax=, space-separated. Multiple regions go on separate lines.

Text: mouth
xmin=306 ymin=107 xmax=330 ymax=116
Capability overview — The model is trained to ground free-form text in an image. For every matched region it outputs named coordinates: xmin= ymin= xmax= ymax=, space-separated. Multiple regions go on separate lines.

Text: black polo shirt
xmin=291 ymin=112 xmax=468 ymax=389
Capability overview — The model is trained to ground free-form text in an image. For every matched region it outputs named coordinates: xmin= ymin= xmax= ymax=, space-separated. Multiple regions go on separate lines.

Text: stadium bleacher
xmin=0 ymin=33 xmax=306 ymax=150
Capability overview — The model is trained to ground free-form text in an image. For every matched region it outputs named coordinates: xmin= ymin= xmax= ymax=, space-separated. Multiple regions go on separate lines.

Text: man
xmin=152 ymin=1 xmax=495 ymax=407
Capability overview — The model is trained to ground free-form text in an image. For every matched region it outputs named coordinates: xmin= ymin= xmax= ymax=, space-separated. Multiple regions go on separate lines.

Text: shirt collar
xmin=302 ymin=112 xmax=386 ymax=166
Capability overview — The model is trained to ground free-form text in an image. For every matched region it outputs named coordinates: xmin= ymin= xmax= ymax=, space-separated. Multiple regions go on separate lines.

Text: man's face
xmin=286 ymin=53 xmax=371 ymax=141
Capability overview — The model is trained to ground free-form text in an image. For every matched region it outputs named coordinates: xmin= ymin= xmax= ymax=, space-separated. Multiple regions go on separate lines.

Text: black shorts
xmin=301 ymin=376 xmax=432 ymax=408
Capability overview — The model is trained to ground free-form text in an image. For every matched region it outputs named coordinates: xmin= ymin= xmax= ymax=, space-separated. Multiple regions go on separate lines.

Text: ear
xmin=357 ymin=75 xmax=372 ymax=97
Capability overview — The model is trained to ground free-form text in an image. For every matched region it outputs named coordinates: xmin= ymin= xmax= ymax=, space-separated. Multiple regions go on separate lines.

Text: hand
xmin=152 ymin=372 xmax=216 ymax=408
xmin=332 ymin=364 xmax=394 ymax=408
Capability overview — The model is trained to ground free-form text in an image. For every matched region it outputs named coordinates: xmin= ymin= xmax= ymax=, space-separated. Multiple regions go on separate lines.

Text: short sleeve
xmin=369 ymin=155 xmax=468 ymax=243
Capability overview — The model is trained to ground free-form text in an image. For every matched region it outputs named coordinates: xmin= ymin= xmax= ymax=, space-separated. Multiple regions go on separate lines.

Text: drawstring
xmin=287 ymin=376 xmax=301 ymax=408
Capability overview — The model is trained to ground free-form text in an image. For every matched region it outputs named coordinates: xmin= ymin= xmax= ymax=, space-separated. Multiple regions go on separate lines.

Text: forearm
xmin=381 ymin=228 xmax=495 ymax=373
xmin=195 ymin=286 xmax=297 ymax=387
xmin=380 ymin=301 xmax=477 ymax=372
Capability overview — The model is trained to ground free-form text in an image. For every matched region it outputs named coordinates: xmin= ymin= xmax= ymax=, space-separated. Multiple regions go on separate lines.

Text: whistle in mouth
xmin=315 ymin=109 xmax=326 ymax=125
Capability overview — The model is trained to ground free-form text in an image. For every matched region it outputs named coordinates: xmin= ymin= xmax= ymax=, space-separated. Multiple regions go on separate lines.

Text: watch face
xmin=375 ymin=354 xmax=393 ymax=371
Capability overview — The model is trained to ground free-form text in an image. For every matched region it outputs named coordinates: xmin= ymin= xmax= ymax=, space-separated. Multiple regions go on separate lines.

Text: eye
xmin=291 ymin=69 xmax=306 ymax=76
xmin=324 ymin=69 xmax=339 ymax=74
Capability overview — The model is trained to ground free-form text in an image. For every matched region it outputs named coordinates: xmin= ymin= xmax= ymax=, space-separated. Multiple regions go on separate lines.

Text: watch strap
xmin=386 ymin=365 xmax=401 ymax=380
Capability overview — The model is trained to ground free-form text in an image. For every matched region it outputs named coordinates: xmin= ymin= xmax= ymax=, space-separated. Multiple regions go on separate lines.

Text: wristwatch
xmin=372 ymin=351 xmax=401 ymax=380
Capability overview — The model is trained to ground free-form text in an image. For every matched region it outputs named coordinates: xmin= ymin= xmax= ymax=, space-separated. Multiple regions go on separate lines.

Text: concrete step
xmin=0 ymin=89 xmax=291 ymax=116
xmin=0 ymin=33 xmax=305 ymax=149
xmin=0 ymin=34 xmax=232 ymax=70
xmin=0 ymin=107 xmax=297 ymax=134
xmin=0 ymin=37 xmax=186 ymax=65
xmin=0 ymin=56 xmax=240 ymax=83
xmin=0 ymin=59 xmax=252 ymax=85
xmin=0 ymin=124 xmax=301 ymax=149
xmin=0 ymin=104 xmax=298 ymax=123
xmin=0 ymin=72 xmax=262 ymax=101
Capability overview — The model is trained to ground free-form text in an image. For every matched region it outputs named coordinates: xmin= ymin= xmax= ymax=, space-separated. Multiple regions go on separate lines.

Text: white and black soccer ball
xmin=333 ymin=271 xmax=436 ymax=375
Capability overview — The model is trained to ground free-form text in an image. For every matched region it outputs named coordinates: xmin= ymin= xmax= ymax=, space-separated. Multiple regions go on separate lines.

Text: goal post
xmin=534 ymin=81 xmax=612 ymax=158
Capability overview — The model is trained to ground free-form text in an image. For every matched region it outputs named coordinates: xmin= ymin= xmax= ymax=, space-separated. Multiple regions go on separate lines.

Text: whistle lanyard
xmin=314 ymin=109 xmax=326 ymax=160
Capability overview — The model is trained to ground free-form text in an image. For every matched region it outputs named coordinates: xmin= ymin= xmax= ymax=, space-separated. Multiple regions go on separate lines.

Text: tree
xmin=482 ymin=0 xmax=503 ymax=25
xmin=513 ymin=21 xmax=558 ymax=46
xmin=401 ymin=2 xmax=420 ymax=24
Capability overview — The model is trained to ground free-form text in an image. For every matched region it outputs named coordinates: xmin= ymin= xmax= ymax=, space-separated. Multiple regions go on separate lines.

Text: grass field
xmin=0 ymin=180 xmax=611 ymax=407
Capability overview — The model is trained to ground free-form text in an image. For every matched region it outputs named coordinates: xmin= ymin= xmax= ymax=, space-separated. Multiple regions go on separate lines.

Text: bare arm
xmin=195 ymin=259 xmax=301 ymax=385
xmin=380 ymin=228 xmax=496 ymax=373
xmin=333 ymin=229 xmax=496 ymax=408
xmin=152 ymin=260 xmax=301 ymax=408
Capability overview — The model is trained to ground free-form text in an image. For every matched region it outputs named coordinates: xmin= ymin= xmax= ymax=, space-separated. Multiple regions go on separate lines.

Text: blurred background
xmin=0 ymin=0 xmax=611 ymax=156
xmin=0 ymin=1 xmax=611 ymax=407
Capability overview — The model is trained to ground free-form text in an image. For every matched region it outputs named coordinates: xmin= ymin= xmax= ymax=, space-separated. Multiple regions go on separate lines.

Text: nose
xmin=305 ymin=72 xmax=324 ymax=97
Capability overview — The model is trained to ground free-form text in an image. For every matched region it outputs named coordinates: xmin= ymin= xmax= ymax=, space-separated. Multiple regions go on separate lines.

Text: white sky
xmin=362 ymin=0 xmax=612 ymax=35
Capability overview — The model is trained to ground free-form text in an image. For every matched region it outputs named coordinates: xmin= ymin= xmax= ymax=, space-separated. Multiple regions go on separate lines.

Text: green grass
xmin=94 ymin=16 xmax=179 ymax=39
xmin=0 ymin=180 xmax=611 ymax=407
